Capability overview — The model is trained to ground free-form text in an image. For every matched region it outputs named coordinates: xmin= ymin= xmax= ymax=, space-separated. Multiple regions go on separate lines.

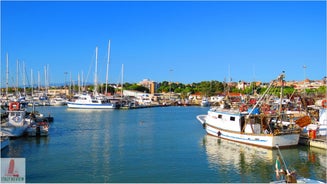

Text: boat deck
xmin=196 ymin=115 xmax=207 ymax=124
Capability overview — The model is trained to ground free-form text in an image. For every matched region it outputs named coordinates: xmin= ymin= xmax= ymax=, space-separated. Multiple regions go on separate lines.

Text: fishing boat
xmin=1 ymin=102 xmax=29 ymax=137
xmin=67 ymin=94 xmax=116 ymax=109
xmin=197 ymin=72 xmax=302 ymax=148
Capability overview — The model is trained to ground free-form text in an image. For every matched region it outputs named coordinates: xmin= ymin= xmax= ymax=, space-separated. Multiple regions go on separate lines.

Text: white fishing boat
xmin=67 ymin=94 xmax=116 ymax=109
xmin=197 ymin=72 xmax=302 ymax=148
xmin=1 ymin=102 xmax=29 ymax=137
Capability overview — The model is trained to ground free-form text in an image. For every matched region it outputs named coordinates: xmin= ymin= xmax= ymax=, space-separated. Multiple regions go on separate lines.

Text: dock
xmin=119 ymin=104 xmax=166 ymax=110
xmin=299 ymin=135 xmax=327 ymax=150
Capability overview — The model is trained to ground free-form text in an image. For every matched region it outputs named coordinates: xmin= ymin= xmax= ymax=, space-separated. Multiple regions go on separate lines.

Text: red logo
xmin=5 ymin=159 xmax=19 ymax=177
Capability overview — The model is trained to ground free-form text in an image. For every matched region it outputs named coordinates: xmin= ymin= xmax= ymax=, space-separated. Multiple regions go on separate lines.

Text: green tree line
xmin=3 ymin=80 xmax=326 ymax=98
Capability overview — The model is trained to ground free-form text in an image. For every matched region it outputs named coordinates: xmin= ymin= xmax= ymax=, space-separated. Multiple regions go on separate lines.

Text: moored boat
xmin=200 ymin=98 xmax=210 ymax=107
xmin=50 ymin=97 xmax=67 ymax=106
xmin=67 ymin=94 xmax=116 ymax=109
xmin=1 ymin=102 xmax=29 ymax=137
xmin=298 ymin=101 xmax=327 ymax=149
xmin=67 ymin=46 xmax=116 ymax=109
xmin=26 ymin=121 xmax=50 ymax=137
xmin=197 ymin=72 xmax=302 ymax=148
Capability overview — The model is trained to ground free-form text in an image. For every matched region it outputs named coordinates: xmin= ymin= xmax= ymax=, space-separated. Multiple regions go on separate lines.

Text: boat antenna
xmin=275 ymin=144 xmax=290 ymax=175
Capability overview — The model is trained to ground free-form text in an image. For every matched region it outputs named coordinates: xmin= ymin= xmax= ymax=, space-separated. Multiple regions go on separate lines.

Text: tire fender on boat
xmin=217 ymin=131 xmax=221 ymax=137
xmin=202 ymin=123 xmax=206 ymax=129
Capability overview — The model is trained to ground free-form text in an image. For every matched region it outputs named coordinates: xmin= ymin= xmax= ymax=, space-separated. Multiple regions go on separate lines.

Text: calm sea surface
xmin=1 ymin=106 xmax=326 ymax=183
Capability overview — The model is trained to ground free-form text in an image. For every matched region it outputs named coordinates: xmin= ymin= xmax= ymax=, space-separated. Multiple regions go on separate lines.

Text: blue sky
xmin=1 ymin=1 xmax=326 ymax=87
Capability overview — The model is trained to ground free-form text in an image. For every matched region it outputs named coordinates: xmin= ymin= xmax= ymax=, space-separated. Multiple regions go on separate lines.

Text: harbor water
xmin=1 ymin=106 xmax=326 ymax=183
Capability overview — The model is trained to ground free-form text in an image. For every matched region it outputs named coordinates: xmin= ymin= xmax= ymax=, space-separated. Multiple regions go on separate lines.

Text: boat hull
xmin=204 ymin=123 xmax=300 ymax=148
xmin=197 ymin=114 xmax=300 ymax=148
xmin=26 ymin=127 xmax=49 ymax=137
xmin=1 ymin=125 xmax=28 ymax=137
xmin=67 ymin=102 xmax=116 ymax=109
xmin=1 ymin=136 xmax=9 ymax=150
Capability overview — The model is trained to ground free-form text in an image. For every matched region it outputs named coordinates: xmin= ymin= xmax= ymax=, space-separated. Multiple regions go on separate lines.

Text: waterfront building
xmin=47 ymin=89 xmax=69 ymax=96
xmin=139 ymin=79 xmax=158 ymax=94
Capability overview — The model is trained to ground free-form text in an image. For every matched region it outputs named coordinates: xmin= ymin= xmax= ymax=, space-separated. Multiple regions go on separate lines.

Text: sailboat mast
xmin=16 ymin=59 xmax=19 ymax=95
xmin=78 ymin=72 xmax=80 ymax=94
xmin=94 ymin=46 xmax=98 ymax=95
xmin=31 ymin=69 xmax=34 ymax=96
xmin=23 ymin=61 xmax=26 ymax=95
xmin=82 ymin=70 xmax=84 ymax=92
xmin=44 ymin=65 xmax=47 ymax=93
xmin=69 ymin=72 xmax=72 ymax=96
xmin=105 ymin=40 xmax=111 ymax=95
xmin=38 ymin=71 xmax=40 ymax=92
xmin=121 ymin=64 xmax=124 ymax=99
xmin=6 ymin=53 xmax=9 ymax=96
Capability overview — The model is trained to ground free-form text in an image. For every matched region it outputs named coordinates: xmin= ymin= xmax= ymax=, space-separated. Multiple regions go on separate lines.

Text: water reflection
xmin=2 ymin=137 xmax=50 ymax=158
xmin=201 ymin=135 xmax=326 ymax=183
xmin=296 ymin=147 xmax=327 ymax=181
xmin=201 ymin=134 xmax=276 ymax=182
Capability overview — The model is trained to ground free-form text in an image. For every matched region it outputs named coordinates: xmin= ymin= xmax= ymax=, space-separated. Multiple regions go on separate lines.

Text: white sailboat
xmin=67 ymin=46 xmax=116 ymax=109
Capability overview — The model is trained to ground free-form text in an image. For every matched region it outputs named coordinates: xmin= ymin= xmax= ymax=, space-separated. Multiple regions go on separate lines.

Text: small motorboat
xmin=26 ymin=121 xmax=50 ymax=137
